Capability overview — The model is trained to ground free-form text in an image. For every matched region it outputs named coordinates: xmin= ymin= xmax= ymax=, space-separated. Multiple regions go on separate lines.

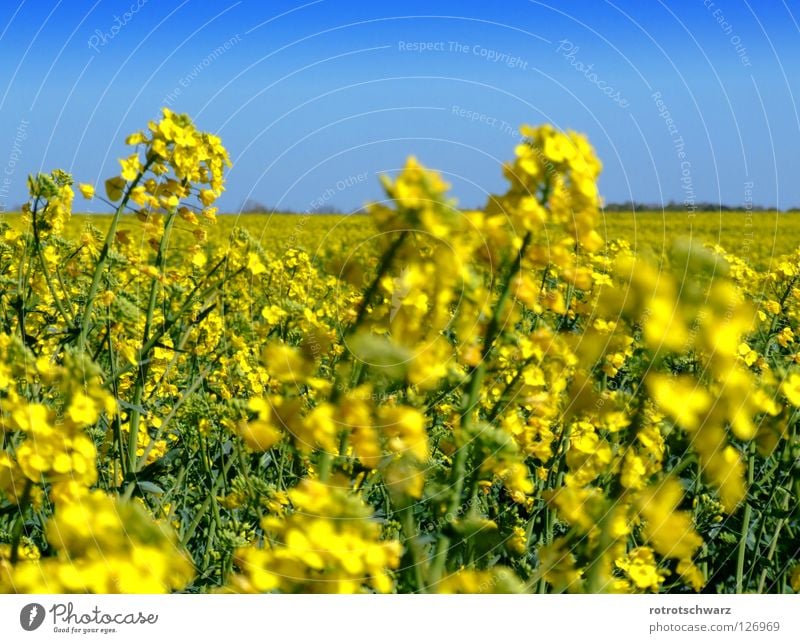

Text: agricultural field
xmin=4 ymin=209 xmax=798 ymax=270
xmin=1 ymin=112 xmax=799 ymax=595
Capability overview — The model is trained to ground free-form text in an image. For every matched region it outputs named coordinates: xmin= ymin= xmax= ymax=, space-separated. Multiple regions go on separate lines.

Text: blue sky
xmin=0 ymin=0 xmax=798 ymax=213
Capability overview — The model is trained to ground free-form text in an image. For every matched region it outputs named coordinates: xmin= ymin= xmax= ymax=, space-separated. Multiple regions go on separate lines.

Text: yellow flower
xmin=191 ymin=250 xmax=207 ymax=268
xmin=119 ymin=154 xmax=142 ymax=181
xmin=790 ymin=564 xmax=800 ymax=592
xmin=78 ymin=183 xmax=95 ymax=199
xmin=538 ymin=537 xmax=584 ymax=593
xmin=615 ymin=547 xmax=666 ymax=592
xmin=647 ymin=374 xmax=710 ymax=431
xmin=376 ymin=406 xmax=428 ymax=462
xmin=506 ymin=526 xmax=527 ymax=555
xmin=125 ymin=131 xmax=147 ymax=145
xmin=437 ymin=567 xmax=524 ymax=593
xmin=738 ymin=341 xmax=759 ymax=366
xmin=2 ymin=490 xmax=193 ymax=593
xmin=620 ymin=452 xmax=649 ymax=490
xmin=261 ymin=305 xmax=287 ymax=325
xmin=237 ymin=398 xmax=283 ymax=452
xmin=198 ymin=189 xmax=218 ymax=206
xmin=677 ymin=559 xmax=706 ymax=592
xmin=230 ymin=478 xmax=400 ymax=594
xmin=247 ymin=252 xmax=266 ymax=276
xmin=67 ymin=392 xmax=99 ymax=426
xmin=781 ymin=373 xmax=800 ymax=406
xmin=637 ymin=478 xmax=703 ymax=561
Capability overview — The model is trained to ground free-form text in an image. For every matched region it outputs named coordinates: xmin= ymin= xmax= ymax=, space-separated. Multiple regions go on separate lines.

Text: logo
xmin=20 ymin=603 xmax=45 ymax=631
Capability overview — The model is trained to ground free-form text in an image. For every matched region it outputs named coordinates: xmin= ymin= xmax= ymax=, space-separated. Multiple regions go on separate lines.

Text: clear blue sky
xmin=0 ymin=0 xmax=798 ymax=213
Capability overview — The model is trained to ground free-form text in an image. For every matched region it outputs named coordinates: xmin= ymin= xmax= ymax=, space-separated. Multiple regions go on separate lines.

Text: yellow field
xmin=3 ymin=210 xmax=797 ymax=269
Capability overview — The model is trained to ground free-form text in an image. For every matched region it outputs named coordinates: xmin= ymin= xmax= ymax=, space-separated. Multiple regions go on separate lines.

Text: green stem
xmin=102 ymin=261 xmax=240 ymax=386
xmin=757 ymin=514 xmax=786 ymax=593
xmin=537 ymin=508 xmax=555 ymax=593
xmin=586 ymin=496 xmax=619 ymax=593
xmin=9 ymin=480 xmax=33 ymax=564
xmin=427 ymin=444 xmax=468 ymax=586
xmin=199 ymin=434 xmax=224 ymax=535
xmin=536 ymin=469 xmax=565 ymax=593
xmin=318 ymin=452 xmax=333 ymax=482
xmin=31 ymin=203 xmax=73 ymax=326
xmin=106 ymin=314 xmax=127 ymax=481
xmin=399 ymin=503 xmax=427 ymax=593
xmin=486 ymin=355 xmax=537 ymax=423
xmin=180 ymin=453 xmax=234 ymax=547
xmin=735 ymin=441 xmax=757 ymax=593
xmin=745 ymin=440 xmax=790 ymax=587
xmin=78 ymin=163 xmax=152 ymax=352
xmin=127 ymin=208 xmax=177 ymax=472
xmin=349 ymin=231 xmax=408 ymax=333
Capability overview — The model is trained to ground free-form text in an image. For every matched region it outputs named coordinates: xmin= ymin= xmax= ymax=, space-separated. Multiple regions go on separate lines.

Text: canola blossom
xmin=0 ymin=109 xmax=798 ymax=594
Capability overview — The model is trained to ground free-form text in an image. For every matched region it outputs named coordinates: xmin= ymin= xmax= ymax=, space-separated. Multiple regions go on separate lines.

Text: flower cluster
xmin=104 ymin=107 xmax=230 ymax=219
xmin=230 ymin=479 xmax=401 ymax=593
xmin=1 ymin=490 xmax=193 ymax=593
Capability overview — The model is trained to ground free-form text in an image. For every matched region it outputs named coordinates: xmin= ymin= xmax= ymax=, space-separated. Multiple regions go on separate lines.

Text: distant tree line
xmin=239 ymin=199 xmax=343 ymax=215
xmin=601 ymin=200 xmax=796 ymax=213
xmin=235 ymin=199 xmax=800 ymax=215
